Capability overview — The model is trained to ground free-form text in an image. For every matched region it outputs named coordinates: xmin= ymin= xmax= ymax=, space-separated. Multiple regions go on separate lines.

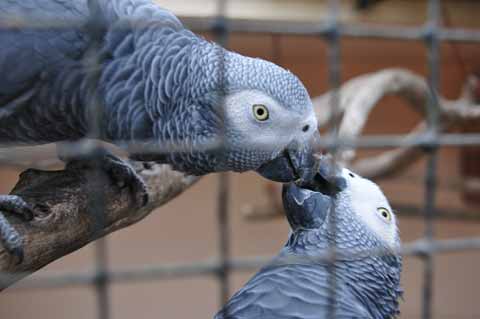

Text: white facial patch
xmin=340 ymin=168 xmax=399 ymax=249
xmin=222 ymin=89 xmax=317 ymax=154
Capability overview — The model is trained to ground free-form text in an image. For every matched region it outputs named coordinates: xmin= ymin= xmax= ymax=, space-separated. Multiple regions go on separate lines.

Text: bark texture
xmin=0 ymin=162 xmax=198 ymax=289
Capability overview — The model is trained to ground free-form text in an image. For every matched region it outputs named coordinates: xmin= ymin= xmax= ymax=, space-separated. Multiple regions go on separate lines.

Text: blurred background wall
xmin=1 ymin=0 xmax=480 ymax=318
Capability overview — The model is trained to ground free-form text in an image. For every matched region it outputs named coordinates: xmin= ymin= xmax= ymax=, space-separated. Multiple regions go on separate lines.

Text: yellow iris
xmin=377 ymin=207 xmax=392 ymax=222
xmin=253 ymin=104 xmax=269 ymax=121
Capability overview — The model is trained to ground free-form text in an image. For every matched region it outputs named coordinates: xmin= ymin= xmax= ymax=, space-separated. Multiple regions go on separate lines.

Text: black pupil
xmin=256 ymin=108 xmax=265 ymax=116
xmin=382 ymin=211 xmax=388 ymax=218
xmin=349 ymin=173 xmax=355 ymax=178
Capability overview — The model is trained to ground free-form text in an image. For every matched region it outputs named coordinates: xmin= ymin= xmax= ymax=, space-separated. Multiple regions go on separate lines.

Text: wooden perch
xmin=0 ymin=162 xmax=198 ymax=290
xmin=244 ymin=68 xmax=480 ymax=220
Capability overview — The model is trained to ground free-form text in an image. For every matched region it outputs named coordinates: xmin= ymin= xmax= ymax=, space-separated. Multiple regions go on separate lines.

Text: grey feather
xmin=216 ymin=264 xmax=372 ymax=319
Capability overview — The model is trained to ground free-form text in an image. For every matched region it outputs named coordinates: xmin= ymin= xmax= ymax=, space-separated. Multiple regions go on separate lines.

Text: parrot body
xmin=0 ymin=0 xmax=318 ymax=176
xmin=215 ymin=166 xmax=402 ymax=319
xmin=0 ymin=0 xmax=320 ymax=261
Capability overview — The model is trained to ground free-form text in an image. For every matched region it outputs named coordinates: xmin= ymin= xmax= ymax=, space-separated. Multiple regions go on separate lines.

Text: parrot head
xmin=142 ymin=41 xmax=322 ymax=186
xmin=282 ymin=158 xmax=400 ymax=251
xmin=193 ymin=47 xmax=321 ymax=184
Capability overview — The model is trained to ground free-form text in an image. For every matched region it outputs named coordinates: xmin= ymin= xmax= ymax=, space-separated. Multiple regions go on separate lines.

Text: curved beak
xmin=296 ymin=155 xmax=347 ymax=195
xmin=256 ymin=131 xmax=320 ymax=183
xmin=257 ymin=131 xmax=346 ymax=195
xmin=282 ymin=183 xmax=331 ymax=230
xmin=281 ymin=156 xmax=347 ymax=230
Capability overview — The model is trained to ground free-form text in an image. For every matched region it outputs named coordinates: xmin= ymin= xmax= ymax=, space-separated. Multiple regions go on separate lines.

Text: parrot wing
xmin=0 ymin=0 xmax=92 ymax=115
xmin=0 ymin=0 xmax=183 ymax=119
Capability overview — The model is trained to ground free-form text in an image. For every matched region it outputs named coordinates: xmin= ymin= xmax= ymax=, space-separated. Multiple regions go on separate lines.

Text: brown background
xmin=1 ymin=1 xmax=480 ymax=318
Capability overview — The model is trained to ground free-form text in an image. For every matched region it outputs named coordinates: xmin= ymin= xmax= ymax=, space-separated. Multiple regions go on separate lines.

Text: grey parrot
xmin=0 ymin=0 xmax=320 ymax=260
xmin=215 ymin=162 xmax=403 ymax=319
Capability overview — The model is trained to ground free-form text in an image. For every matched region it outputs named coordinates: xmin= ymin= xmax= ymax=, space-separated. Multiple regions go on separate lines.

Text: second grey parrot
xmin=215 ymin=163 xmax=403 ymax=318
xmin=0 ymin=0 xmax=320 ymax=260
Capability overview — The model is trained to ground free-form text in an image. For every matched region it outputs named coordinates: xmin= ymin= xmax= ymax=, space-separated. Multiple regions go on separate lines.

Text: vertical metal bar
xmin=422 ymin=1 xmax=441 ymax=319
xmin=325 ymin=1 xmax=341 ymax=318
xmin=214 ymin=0 xmax=231 ymax=309
xmin=84 ymin=2 xmax=111 ymax=319
xmin=95 ymin=239 xmax=110 ymax=319
xmin=217 ymin=173 xmax=231 ymax=306
xmin=89 ymin=177 xmax=110 ymax=319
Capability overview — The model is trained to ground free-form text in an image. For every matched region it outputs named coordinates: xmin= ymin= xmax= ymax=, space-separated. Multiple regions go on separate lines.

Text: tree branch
xmin=0 ymin=162 xmax=198 ymax=289
xmin=314 ymin=68 xmax=480 ymax=169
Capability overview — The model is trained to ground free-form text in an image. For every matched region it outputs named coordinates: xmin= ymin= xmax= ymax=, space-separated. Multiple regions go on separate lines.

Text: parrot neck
xmin=342 ymin=254 xmax=403 ymax=318
xmin=285 ymin=221 xmax=402 ymax=318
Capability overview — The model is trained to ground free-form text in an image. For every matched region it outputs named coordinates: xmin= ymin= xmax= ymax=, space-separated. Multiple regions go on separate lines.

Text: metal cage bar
xmin=214 ymin=0 xmax=232 ymax=309
xmin=421 ymin=1 xmax=441 ymax=318
xmin=325 ymin=1 xmax=341 ymax=318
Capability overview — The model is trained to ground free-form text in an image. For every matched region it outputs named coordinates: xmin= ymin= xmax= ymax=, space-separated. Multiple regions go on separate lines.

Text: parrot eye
xmin=252 ymin=104 xmax=269 ymax=121
xmin=377 ymin=207 xmax=392 ymax=222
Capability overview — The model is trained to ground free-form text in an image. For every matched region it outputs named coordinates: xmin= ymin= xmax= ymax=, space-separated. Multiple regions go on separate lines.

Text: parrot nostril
xmin=302 ymin=125 xmax=310 ymax=132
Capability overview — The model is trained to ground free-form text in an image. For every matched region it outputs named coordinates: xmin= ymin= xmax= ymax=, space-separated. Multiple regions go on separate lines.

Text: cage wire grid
xmin=1 ymin=0 xmax=480 ymax=319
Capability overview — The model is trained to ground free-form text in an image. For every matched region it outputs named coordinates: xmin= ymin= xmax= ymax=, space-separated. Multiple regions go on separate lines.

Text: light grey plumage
xmin=0 ymin=0 xmax=318 ymax=177
xmin=215 ymin=164 xmax=403 ymax=319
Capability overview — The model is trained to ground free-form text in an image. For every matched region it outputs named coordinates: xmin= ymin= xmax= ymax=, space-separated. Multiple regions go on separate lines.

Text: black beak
xmin=281 ymin=156 xmax=347 ymax=230
xmin=256 ymin=132 xmax=320 ymax=184
xmin=295 ymin=155 xmax=347 ymax=196
xmin=257 ymin=136 xmax=346 ymax=196
xmin=282 ymin=183 xmax=331 ymax=230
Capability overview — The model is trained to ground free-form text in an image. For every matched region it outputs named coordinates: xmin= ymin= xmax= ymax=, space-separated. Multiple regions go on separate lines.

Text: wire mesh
xmin=213 ymin=0 xmax=231 ymax=308
xmin=325 ymin=1 xmax=341 ymax=317
xmin=421 ymin=1 xmax=441 ymax=318
xmin=0 ymin=1 xmax=480 ymax=319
